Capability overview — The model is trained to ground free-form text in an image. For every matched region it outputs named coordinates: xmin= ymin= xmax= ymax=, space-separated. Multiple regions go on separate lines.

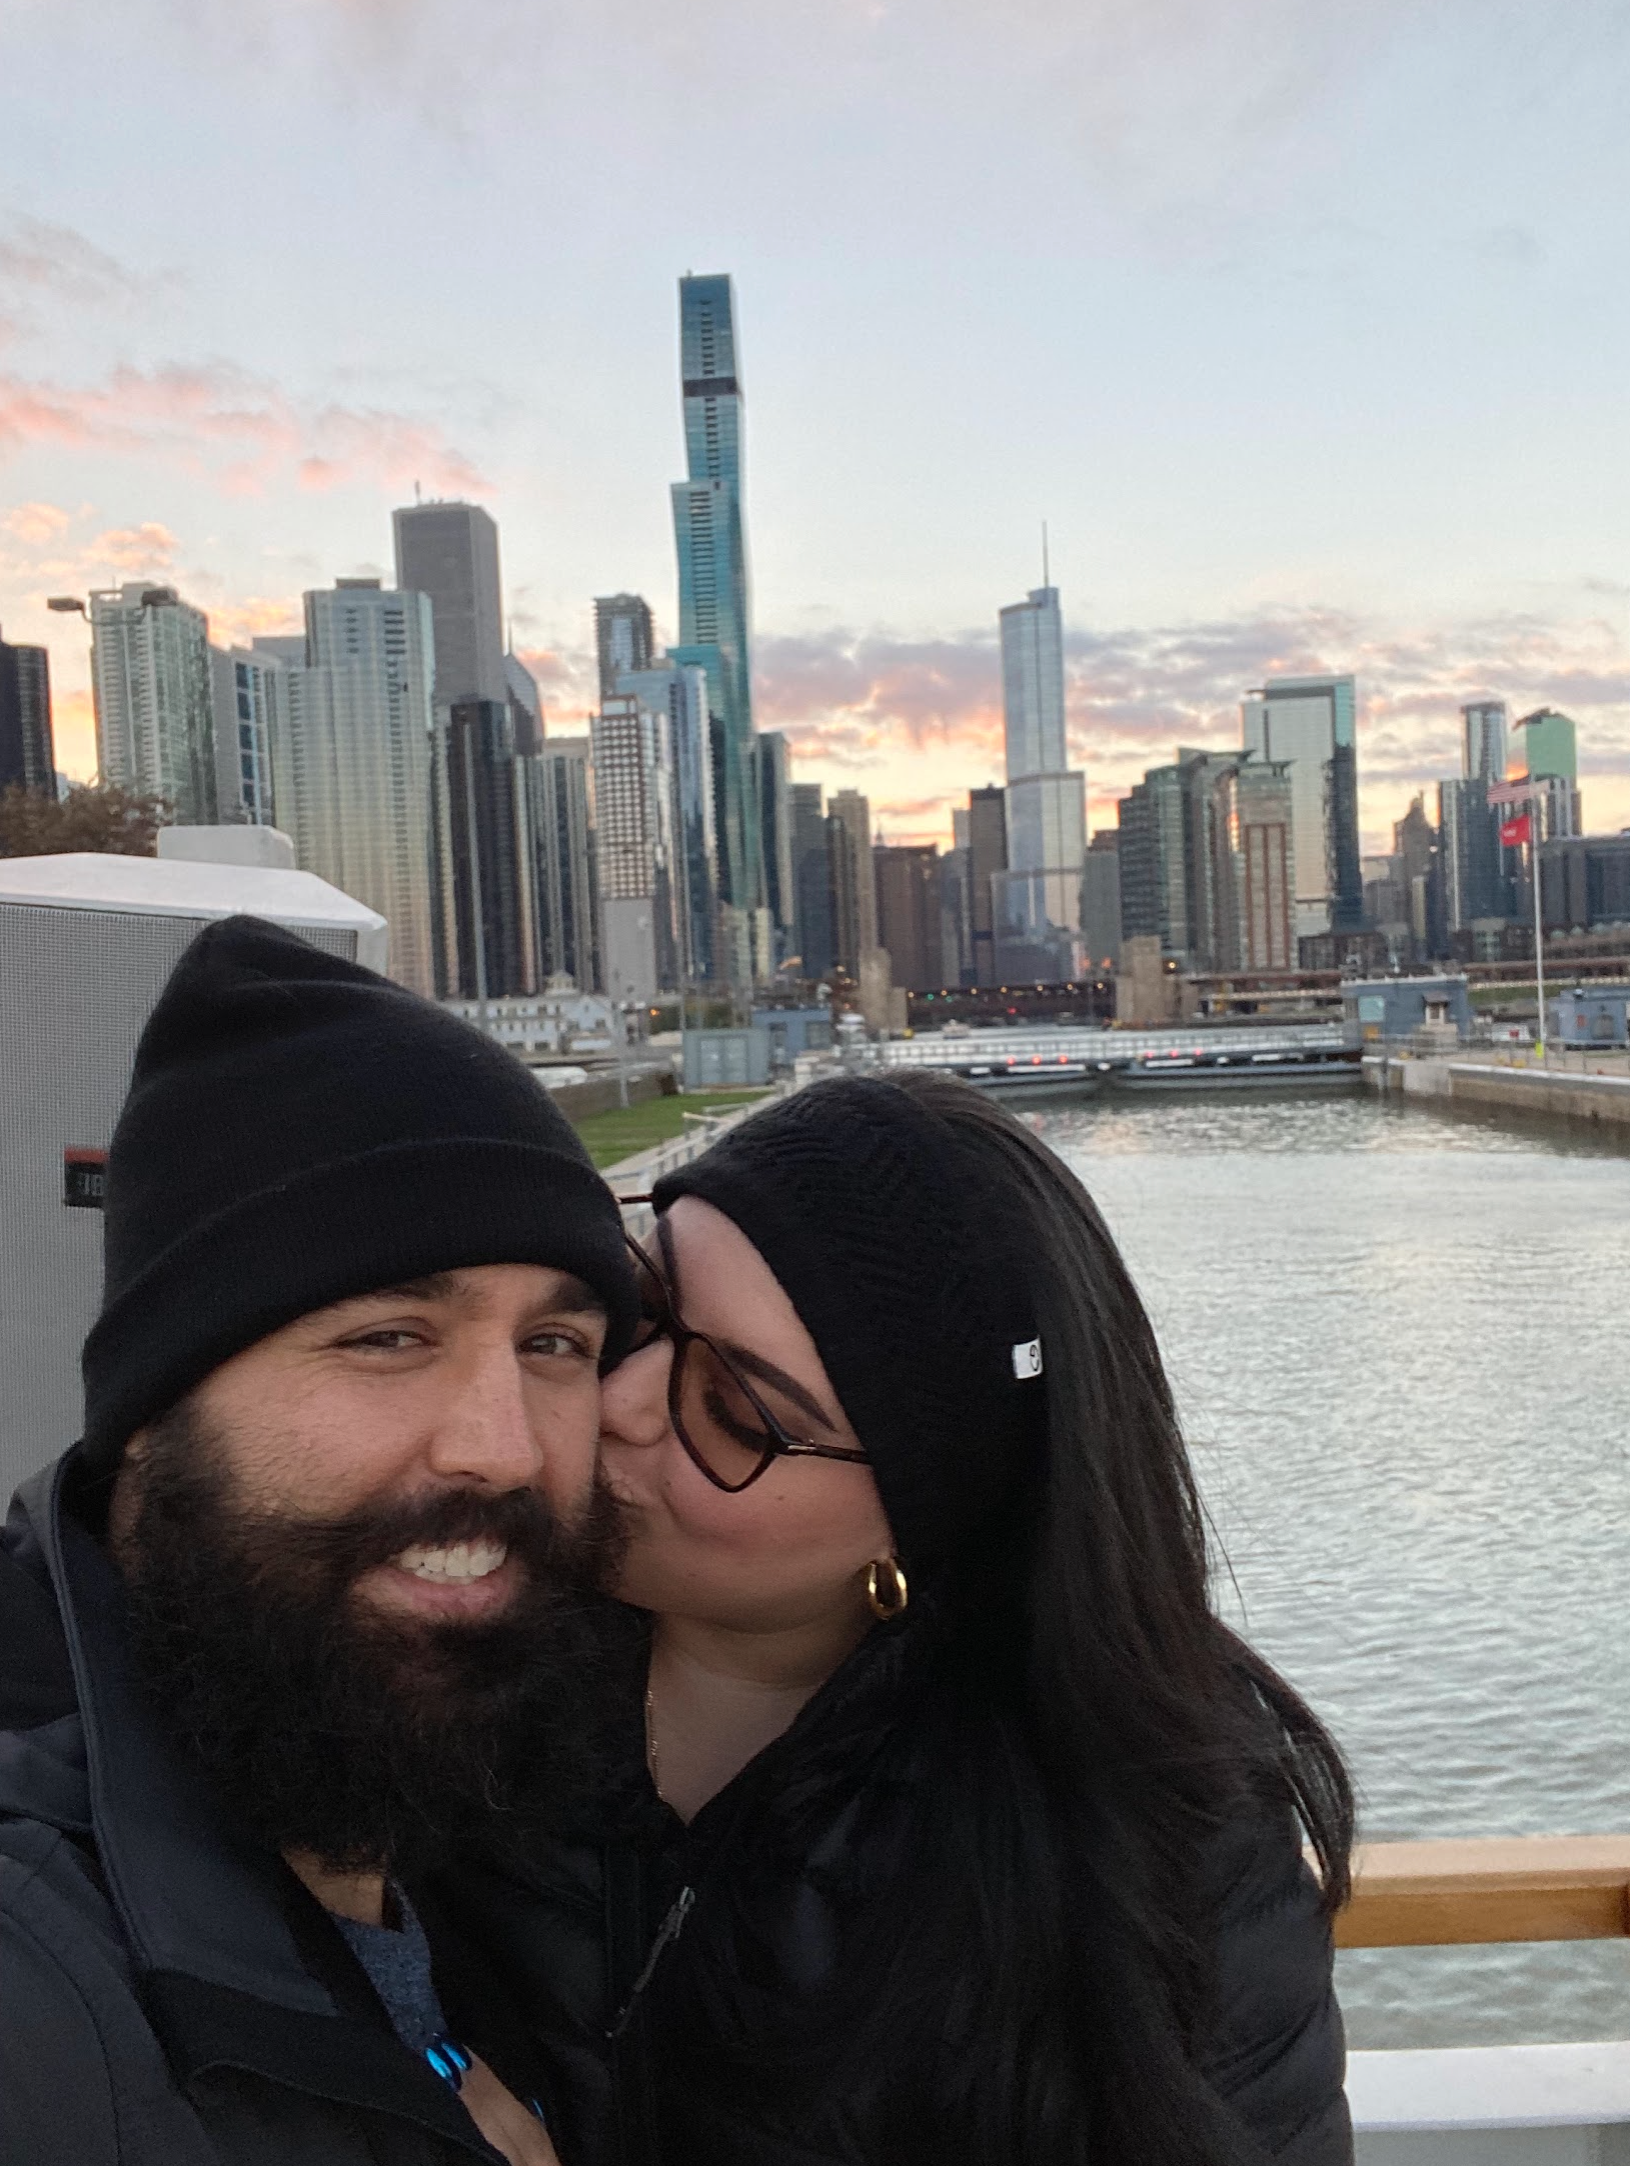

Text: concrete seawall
xmin=1366 ymin=1052 xmax=1630 ymax=1130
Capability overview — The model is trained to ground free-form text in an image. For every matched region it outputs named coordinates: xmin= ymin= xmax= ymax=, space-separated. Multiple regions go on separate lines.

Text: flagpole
xmin=1530 ymin=783 xmax=1546 ymax=1064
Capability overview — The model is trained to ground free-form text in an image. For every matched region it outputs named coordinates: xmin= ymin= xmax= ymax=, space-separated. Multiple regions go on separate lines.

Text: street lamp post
xmin=1491 ymin=770 xmax=1548 ymax=1064
xmin=1528 ymin=788 xmax=1547 ymax=1065
xmin=616 ymin=993 xmax=632 ymax=1111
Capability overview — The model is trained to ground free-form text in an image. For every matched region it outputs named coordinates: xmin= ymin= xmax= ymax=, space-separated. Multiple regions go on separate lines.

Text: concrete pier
xmin=1366 ymin=1052 xmax=1630 ymax=1130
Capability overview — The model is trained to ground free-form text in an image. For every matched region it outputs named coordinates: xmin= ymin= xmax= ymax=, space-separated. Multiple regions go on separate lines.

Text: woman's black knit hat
xmin=652 ymin=1075 xmax=1044 ymax=1577
xmin=80 ymin=914 xmax=638 ymax=1472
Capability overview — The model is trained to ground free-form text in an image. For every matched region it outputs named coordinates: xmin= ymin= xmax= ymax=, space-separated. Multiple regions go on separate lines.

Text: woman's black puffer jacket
xmin=438 ymin=1618 xmax=1351 ymax=2166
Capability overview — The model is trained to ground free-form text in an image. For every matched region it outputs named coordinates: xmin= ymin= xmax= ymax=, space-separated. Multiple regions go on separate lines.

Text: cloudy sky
xmin=3 ymin=0 xmax=1628 ymax=849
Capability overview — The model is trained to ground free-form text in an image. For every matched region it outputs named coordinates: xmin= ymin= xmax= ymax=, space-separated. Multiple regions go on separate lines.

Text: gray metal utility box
xmin=0 ymin=853 xmax=387 ymax=1496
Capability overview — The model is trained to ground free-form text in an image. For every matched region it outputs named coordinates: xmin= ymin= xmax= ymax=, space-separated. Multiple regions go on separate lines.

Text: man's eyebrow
xmin=537 ymin=1274 xmax=608 ymax=1319
xmin=324 ymin=1272 xmax=607 ymax=1316
xmin=715 ymin=1343 xmax=838 ymax=1434
xmin=343 ymin=1274 xmax=460 ymax=1306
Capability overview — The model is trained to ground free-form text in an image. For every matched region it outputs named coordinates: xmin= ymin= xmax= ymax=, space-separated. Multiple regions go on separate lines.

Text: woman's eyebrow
xmin=658 ymin=1214 xmax=839 ymax=1432
xmin=717 ymin=1343 xmax=838 ymax=1434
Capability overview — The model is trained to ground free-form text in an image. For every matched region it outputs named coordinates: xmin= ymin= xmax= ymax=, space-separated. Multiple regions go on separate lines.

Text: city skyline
xmin=2 ymin=2 xmax=1629 ymax=852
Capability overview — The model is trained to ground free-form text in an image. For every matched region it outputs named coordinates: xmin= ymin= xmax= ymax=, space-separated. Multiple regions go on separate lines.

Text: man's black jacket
xmin=0 ymin=1454 xmax=545 ymax=2166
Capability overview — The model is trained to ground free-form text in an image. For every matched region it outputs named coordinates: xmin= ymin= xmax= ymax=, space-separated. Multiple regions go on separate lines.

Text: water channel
xmin=1032 ymin=1088 xmax=1630 ymax=2051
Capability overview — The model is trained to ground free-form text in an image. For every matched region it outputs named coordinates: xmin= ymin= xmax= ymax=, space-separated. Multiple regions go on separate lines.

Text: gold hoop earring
xmin=865 ymin=1556 xmax=909 ymax=1621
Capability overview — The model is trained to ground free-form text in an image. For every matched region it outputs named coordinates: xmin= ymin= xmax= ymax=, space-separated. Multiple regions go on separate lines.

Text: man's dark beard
xmin=118 ymin=1399 xmax=633 ymax=1882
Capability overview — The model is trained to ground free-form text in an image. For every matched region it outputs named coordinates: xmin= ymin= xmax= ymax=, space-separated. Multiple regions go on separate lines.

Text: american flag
xmin=1487 ymin=777 xmax=1533 ymax=808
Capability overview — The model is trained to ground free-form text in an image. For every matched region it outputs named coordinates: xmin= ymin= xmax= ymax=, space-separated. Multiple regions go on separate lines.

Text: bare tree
xmin=0 ymin=782 xmax=171 ymax=860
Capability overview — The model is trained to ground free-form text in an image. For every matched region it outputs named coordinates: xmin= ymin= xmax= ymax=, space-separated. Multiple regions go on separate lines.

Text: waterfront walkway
xmin=1367 ymin=1050 xmax=1630 ymax=1129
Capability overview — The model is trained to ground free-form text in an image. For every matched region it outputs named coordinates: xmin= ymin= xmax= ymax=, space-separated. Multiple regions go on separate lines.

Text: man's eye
xmin=526 ymin=1330 xmax=593 ymax=1359
xmin=342 ymin=1329 xmax=423 ymax=1352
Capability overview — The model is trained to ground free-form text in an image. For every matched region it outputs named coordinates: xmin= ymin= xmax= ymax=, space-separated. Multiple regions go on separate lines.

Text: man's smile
xmin=357 ymin=1543 xmax=524 ymax=1621
xmin=395 ymin=1539 xmax=509 ymax=1584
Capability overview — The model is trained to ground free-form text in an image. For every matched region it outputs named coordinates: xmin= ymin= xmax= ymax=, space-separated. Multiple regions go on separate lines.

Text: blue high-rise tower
xmin=671 ymin=273 xmax=758 ymax=917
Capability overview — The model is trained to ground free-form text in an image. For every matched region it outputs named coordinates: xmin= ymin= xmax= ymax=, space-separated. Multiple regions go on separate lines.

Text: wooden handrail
xmin=1336 ymin=1836 xmax=1630 ymax=1948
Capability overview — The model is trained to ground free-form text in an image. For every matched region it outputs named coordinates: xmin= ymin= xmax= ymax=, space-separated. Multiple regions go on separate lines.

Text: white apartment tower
xmin=591 ymin=692 xmax=676 ymax=1006
xmin=260 ymin=580 xmax=439 ymax=997
xmin=208 ymin=644 xmax=281 ymax=826
xmin=90 ymin=584 xmax=217 ymax=825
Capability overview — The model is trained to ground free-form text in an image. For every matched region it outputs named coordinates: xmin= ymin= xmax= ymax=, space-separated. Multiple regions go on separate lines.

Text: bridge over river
xmin=865 ymin=1020 xmax=1360 ymax=1093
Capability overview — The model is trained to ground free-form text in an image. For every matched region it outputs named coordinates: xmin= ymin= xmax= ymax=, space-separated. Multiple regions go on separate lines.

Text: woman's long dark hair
xmin=654 ymin=1071 xmax=1352 ymax=2165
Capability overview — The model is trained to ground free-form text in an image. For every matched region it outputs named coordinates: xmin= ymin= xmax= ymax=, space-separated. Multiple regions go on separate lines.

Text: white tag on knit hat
xmin=1011 ymin=1338 xmax=1043 ymax=1380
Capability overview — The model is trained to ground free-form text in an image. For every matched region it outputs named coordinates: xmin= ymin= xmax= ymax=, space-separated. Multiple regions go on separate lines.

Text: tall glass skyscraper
xmin=617 ymin=662 xmax=717 ymax=985
xmin=1240 ymin=674 xmax=1363 ymax=941
xmin=754 ymin=730 xmax=793 ymax=939
xmin=0 ymin=628 xmax=53 ymax=797
xmin=996 ymin=582 xmax=1085 ymax=979
xmin=440 ymin=698 xmax=533 ymax=1001
xmin=1514 ymin=708 xmax=1582 ymax=840
xmin=671 ymin=274 xmax=758 ymax=920
xmin=1000 ymin=584 xmax=1067 ymax=777
xmin=527 ymin=736 xmax=600 ymax=991
xmin=1461 ymin=699 xmax=1508 ymax=784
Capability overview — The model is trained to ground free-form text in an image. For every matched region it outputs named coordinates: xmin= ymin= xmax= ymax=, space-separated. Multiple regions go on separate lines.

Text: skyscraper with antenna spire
xmin=670 ymin=273 xmax=759 ymax=936
xmin=994 ymin=540 xmax=1086 ymax=978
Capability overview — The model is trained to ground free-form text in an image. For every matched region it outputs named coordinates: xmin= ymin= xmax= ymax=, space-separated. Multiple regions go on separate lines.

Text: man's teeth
xmin=393 ymin=1541 xmax=508 ymax=1584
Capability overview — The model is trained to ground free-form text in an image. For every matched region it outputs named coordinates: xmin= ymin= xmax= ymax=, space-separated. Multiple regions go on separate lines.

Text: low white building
xmin=444 ymin=977 xmax=619 ymax=1057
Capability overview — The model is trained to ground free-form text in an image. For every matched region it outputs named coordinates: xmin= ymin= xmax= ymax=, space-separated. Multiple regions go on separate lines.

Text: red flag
xmin=1500 ymin=811 xmax=1532 ymax=847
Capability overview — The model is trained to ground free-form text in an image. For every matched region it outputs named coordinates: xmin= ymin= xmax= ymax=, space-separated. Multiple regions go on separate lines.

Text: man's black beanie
xmin=80 ymin=915 xmax=637 ymax=1473
xmin=652 ymin=1075 xmax=1043 ymax=1580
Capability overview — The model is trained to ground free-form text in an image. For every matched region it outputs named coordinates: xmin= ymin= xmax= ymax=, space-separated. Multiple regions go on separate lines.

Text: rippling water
xmin=1034 ymin=1088 xmax=1630 ymax=2050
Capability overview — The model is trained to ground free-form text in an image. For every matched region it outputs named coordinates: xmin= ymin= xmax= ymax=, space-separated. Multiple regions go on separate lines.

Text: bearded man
xmin=0 ymin=917 xmax=640 ymax=2166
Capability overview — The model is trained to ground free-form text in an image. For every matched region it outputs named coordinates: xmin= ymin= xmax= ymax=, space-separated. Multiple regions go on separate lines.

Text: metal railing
xmin=1339 ymin=1835 xmax=1630 ymax=1947
xmin=1340 ymin=1837 xmax=1630 ymax=2157
xmin=1475 ymin=1043 xmax=1630 ymax=1077
xmin=604 ymin=1087 xmax=787 ymax=1235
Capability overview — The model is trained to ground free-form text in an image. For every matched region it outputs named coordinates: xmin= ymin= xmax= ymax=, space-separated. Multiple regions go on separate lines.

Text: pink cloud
xmin=1 ymin=500 xmax=71 ymax=546
xmin=518 ymin=642 xmax=598 ymax=735
xmin=207 ymin=595 xmax=304 ymax=648
xmin=94 ymin=521 xmax=179 ymax=572
xmin=0 ymin=360 xmax=488 ymax=498
xmin=755 ymin=606 xmax=1630 ymax=852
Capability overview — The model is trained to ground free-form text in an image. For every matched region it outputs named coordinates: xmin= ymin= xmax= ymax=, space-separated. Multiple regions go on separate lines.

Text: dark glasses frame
xmin=616 ymin=1204 xmax=870 ymax=1494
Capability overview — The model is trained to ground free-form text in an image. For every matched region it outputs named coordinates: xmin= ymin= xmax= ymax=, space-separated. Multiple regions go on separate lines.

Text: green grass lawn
xmin=571 ymin=1089 xmax=770 ymax=1172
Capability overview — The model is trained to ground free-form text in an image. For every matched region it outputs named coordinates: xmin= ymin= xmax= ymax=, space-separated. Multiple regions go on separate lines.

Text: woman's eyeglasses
xmin=618 ymin=1226 xmax=870 ymax=1494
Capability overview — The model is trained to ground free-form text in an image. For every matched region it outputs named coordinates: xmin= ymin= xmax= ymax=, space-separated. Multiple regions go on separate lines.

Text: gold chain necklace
xmin=644 ymin=1678 xmax=663 ymax=1800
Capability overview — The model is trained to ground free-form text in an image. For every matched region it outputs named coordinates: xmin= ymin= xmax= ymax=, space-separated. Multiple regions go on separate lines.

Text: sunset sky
xmin=3 ymin=0 xmax=1628 ymax=851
